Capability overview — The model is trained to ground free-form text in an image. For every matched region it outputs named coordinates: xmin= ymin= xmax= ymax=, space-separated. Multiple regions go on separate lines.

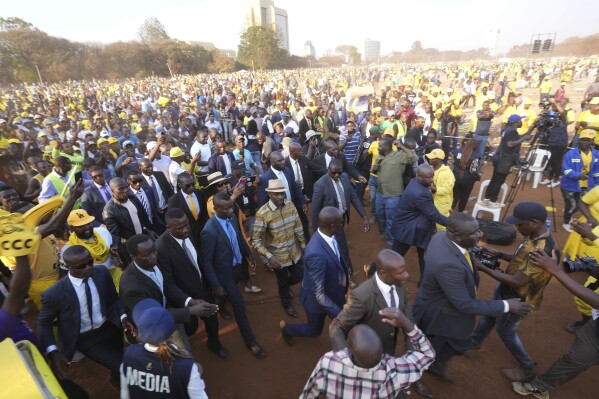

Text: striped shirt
xmin=300 ymin=326 xmax=435 ymax=399
xmin=252 ymin=199 xmax=305 ymax=267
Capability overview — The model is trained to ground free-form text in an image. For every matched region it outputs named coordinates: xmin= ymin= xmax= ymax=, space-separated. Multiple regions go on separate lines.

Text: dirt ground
xmin=27 ymin=77 xmax=599 ymax=398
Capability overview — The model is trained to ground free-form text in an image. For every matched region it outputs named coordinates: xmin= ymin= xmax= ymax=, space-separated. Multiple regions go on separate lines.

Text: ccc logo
xmin=2 ymin=239 xmax=34 ymax=250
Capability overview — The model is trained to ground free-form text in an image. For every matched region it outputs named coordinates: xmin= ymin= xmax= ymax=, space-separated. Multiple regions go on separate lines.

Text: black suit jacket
xmin=298 ymin=117 xmax=313 ymax=138
xmin=258 ymin=167 xmax=306 ymax=209
xmin=38 ymin=266 xmax=124 ymax=360
xmin=285 ymin=155 xmax=319 ymax=200
xmin=167 ymin=189 xmax=209 ymax=248
xmin=103 ymin=196 xmax=153 ymax=245
xmin=312 ymin=153 xmax=361 ymax=181
xmin=140 ymin=171 xmax=174 ymax=206
xmin=412 ymin=232 xmax=505 ymax=342
xmin=310 ymin=173 xmax=366 ymax=228
xmin=405 ymin=126 xmax=426 ymax=147
xmin=81 ymin=184 xmax=110 ymax=226
xmin=119 ymin=261 xmax=191 ymax=325
xmin=129 ymin=186 xmax=165 ymax=234
xmin=330 ymin=276 xmax=411 ymax=356
xmin=200 ymin=216 xmax=253 ymax=291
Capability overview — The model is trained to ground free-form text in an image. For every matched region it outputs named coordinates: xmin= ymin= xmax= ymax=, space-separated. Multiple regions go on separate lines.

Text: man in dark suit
xmin=259 ymin=151 xmax=310 ymax=240
xmin=126 ymin=170 xmax=165 ymax=234
xmin=167 ymin=172 xmax=209 ymax=248
xmin=413 ymin=213 xmax=532 ymax=381
xmin=208 ymin=140 xmax=236 ymax=176
xmin=298 ymin=109 xmax=314 ymax=143
xmin=311 ymin=159 xmax=369 ymax=287
xmin=391 ymin=164 xmax=448 ymax=285
xmin=201 ymin=192 xmax=266 ymax=358
xmin=281 ymin=207 xmax=346 ymax=344
xmin=139 ymin=157 xmax=173 ymax=214
xmin=312 ymin=140 xmax=366 ymax=182
xmin=119 ymin=234 xmax=218 ymax=352
xmin=81 ymin=165 xmax=112 ymax=226
xmin=38 ymin=246 xmax=132 ymax=387
xmin=156 ymin=208 xmax=228 ymax=359
xmin=329 ymin=249 xmax=432 ymax=399
xmin=285 ymin=142 xmax=319 ymax=202
xmin=404 ymin=116 xmax=427 ymax=148
xmin=324 ymin=109 xmax=340 ymax=141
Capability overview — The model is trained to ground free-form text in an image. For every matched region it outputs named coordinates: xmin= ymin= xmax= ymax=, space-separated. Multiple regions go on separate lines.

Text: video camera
xmin=469 ymin=247 xmax=501 ymax=270
xmin=564 ymin=256 xmax=599 ymax=278
xmin=537 ymin=99 xmax=561 ymax=131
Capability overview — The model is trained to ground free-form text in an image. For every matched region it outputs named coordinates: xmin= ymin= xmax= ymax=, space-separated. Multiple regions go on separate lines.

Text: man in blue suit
xmin=281 ymin=207 xmax=347 ymax=345
xmin=258 ymin=150 xmax=310 ymax=240
xmin=391 ymin=164 xmax=448 ymax=285
xmin=81 ymin=165 xmax=112 ymax=226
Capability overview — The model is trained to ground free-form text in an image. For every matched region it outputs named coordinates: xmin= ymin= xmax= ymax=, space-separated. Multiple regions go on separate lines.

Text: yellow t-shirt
xmin=540 ymin=81 xmax=552 ymax=94
xmin=580 ymin=150 xmax=592 ymax=189
xmin=578 ymin=111 xmax=599 ymax=144
xmin=502 ymin=105 xmax=519 ymax=123
xmin=518 ymin=108 xmax=538 ymax=135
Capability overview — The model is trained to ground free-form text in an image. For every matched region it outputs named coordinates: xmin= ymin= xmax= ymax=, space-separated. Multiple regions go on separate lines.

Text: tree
xmin=0 ymin=17 xmax=34 ymax=31
xmin=411 ymin=41 xmax=423 ymax=52
xmin=237 ymin=26 xmax=286 ymax=69
xmin=335 ymin=45 xmax=357 ymax=55
xmin=209 ymin=50 xmax=235 ymax=73
xmin=137 ymin=17 xmax=169 ymax=42
xmin=348 ymin=48 xmax=362 ymax=65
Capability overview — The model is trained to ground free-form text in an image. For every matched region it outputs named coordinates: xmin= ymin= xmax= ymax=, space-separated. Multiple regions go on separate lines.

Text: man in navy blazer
xmin=391 ymin=164 xmax=448 ymax=285
xmin=38 ymin=246 xmax=131 ymax=386
xmin=81 ymin=165 xmax=113 ymax=226
xmin=281 ymin=207 xmax=347 ymax=345
xmin=126 ymin=170 xmax=165 ymax=234
xmin=258 ymin=151 xmax=310 ymax=239
xmin=208 ymin=140 xmax=236 ymax=176
xmin=413 ymin=213 xmax=532 ymax=380
xmin=201 ymin=192 xmax=266 ymax=358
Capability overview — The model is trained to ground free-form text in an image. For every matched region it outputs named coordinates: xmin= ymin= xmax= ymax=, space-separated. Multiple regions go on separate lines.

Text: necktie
xmin=137 ymin=190 xmax=152 ymax=223
xmin=101 ymin=185 xmax=111 ymax=203
xmin=335 ymin=180 xmax=346 ymax=212
xmin=149 ymin=269 xmax=166 ymax=306
xmin=465 ymin=251 xmax=474 ymax=272
xmin=226 ymin=220 xmax=243 ymax=266
xmin=187 ymin=194 xmax=198 ymax=220
xmin=83 ymin=278 xmax=94 ymax=329
xmin=390 ymin=286 xmax=397 ymax=308
xmin=278 ymin=172 xmax=291 ymax=199
xmin=181 ymin=239 xmax=201 ymax=277
xmin=293 ymin=160 xmax=303 ymax=188
xmin=148 ymin=176 xmax=161 ymax=208
xmin=331 ymin=238 xmax=340 ymax=261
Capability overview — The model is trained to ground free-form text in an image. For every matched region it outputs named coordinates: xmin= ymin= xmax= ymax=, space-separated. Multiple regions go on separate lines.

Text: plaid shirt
xmin=252 ymin=199 xmax=306 ymax=267
xmin=300 ymin=326 xmax=435 ymax=399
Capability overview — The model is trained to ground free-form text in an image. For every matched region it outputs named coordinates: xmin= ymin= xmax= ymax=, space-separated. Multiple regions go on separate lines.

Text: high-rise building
xmin=245 ymin=0 xmax=289 ymax=52
xmin=303 ymin=41 xmax=315 ymax=58
xmin=364 ymin=39 xmax=381 ymax=62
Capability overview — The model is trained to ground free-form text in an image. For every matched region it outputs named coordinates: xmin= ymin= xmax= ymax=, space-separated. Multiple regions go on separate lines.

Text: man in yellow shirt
xmin=540 ymin=77 xmax=552 ymax=102
xmin=425 ymin=149 xmax=455 ymax=231
xmin=575 ymin=96 xmax=599 ymax=147
xmin=518 ymin=98 xmax=538 ymax=135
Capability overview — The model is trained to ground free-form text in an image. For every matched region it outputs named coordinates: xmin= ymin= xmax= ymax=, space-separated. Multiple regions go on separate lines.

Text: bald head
xmin=318 ymin=206 xmax=343 ymax=231
xmin=416 ymin=164 xmax=434 ymax=176
xmin=375 ymin=249 xmax=409 ymax=286
xmin=347 ymin=324 xmax=383 ymax=368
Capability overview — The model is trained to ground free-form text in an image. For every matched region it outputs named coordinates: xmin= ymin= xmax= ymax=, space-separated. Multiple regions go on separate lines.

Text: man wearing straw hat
xmin=252 ymin=179 xmax=306 ymax=318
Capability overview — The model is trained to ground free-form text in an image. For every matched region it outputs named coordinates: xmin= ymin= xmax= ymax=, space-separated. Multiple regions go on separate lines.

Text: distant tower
xmin=364 ymin=39 xmax=381 ymax=62
xmin=245 ymin=0 xmax=289 ymax=52
xmin=303 ymin=41 xmax=315 ymax=57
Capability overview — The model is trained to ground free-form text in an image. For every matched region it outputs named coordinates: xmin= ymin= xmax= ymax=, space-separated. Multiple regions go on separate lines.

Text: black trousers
xmin=453 ymin=179 xmax=476 ymax=212
xmin=485 ymin=168 xmax=509 ymax=202
xmin=77 ymin=322 xmax=123 ymax=385
xmin=548 ymin=146 xmax=566 ymax=179
xmin=274 ymin=260 xmax=304 ymax=306
xmin=393 ymin=241 xmax=426 ymax=285
xmin=335 ymin=226 xmax=353 ymax=279
xmin=561 ymin=189 xmax=584 ymax=224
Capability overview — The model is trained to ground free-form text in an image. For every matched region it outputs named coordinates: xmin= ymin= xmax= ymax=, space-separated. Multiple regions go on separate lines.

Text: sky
xmin=3 ymin=0 xmax=598 ymax=57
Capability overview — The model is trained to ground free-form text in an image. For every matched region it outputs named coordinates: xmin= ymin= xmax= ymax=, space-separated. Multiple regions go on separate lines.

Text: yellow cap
xmin=580 ymin=129 xmax=596 ymax=139
xmin=67 ymin=209 xmax=96 ymax=227
xmin=425 ymin=148 xmax=445 ymax=160
xmin=524 ymin=98 xmax=533 ymax=105
xmin=589 ymin=97 xmax=599 ymax=105
xmin=170 ymin=147 xmax=185 ymax=158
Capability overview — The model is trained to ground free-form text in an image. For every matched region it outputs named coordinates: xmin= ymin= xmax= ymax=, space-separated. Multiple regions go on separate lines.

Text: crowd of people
xmin=0 ymin=58 xmax=598 ymax=398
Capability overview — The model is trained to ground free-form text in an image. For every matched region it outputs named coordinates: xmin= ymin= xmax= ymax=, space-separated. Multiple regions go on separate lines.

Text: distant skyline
xmin=3 ymin=0 xmax=598 ymax=56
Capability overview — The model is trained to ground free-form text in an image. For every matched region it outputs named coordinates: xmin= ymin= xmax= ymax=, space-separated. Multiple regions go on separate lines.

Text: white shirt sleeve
xmin=120 ymin=363 xmax=130 ymax=399
xmin=187 ymin=363 xmax=209 ymax=399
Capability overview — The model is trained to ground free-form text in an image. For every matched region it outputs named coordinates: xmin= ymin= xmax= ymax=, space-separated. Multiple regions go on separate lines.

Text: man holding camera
xmin=470 ymin=202 xmax=559 ymax=383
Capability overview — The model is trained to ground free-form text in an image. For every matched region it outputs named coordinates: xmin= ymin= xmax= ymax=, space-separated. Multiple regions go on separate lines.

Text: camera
xmin=469 ymin=247 xmax=501 ymax=269
xmin=563 ymin=255 xmax=599 ymax=278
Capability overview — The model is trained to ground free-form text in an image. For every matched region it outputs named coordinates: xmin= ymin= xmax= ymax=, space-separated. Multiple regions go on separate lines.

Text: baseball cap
xmin=107 ymin=137 xmax=119 ymax=144
xmin=579 ymin=129 xmax=596 ymax=140
xmin=369 ymin=126 xmax=381 ymax=135
xmin=507 ymin=114 xmax=524 ymax=124
xmin=425 ymin=148 xmax=445 ymax=160
xmin=169 ymin=147 xmax=184 ymax=158
xmin=146 ymin=141 xmax=157 ymax=151
xmin=67 ymin=209 xmax=96 ymax=227
xmin=232 ymin=159 xmax=246 ymax=171
xmin=589 ymin=97 xmax=599 ymax=105
xmin=523 ymin=98 xmax=533 ymax=105
xmin=505 ymin=202 xmax=547 ymax=224
xmin=122 ymin=140 xmax=133 ymax=148
xmin=132 ymin=299 xmax=174 ymax=346
xmin=37 ymin=131 xmax=48 ymax=137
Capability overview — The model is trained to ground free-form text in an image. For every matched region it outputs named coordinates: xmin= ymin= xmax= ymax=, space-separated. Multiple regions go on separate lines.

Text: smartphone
xmin=74 ymin=171 xmax=83 ymax=182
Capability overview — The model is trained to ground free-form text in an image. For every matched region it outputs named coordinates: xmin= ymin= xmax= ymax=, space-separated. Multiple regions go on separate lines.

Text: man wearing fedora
xmin=252 ymin=179 xmax=306 ymax=318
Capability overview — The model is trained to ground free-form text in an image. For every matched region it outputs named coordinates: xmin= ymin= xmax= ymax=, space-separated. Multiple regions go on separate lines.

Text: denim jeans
xmin=368 ymin=175 xmax=378 ymax=217
xmin=473 ymin=134 xmax=488 ymax=159
xmin=471 ymin=286 xmax=535 ymax=369
xmin=376 ymin=194 xmax=401 ymax=244
xmin=561 ymin=189 xmax=584 ymax=224
xmin=250 ymin=151 xmax=264 ymax=174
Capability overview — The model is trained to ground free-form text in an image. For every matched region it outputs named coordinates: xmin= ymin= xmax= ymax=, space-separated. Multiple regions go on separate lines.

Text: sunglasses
xmin=91 ymin=174 xmax=105 ymax=179
xmin=71 ymin=259 xmax=93 ymax=270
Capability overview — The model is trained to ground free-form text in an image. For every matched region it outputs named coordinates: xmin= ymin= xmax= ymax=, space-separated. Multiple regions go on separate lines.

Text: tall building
xmin=364 ymin=39 xmax=381 ymax=62
xmin=245 ymin=0 xmax=289 ymax=52
xmin=303 ymin=41 xmax=315 ymax=57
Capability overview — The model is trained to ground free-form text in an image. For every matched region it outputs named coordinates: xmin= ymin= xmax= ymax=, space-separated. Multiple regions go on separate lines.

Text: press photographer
xmin=537 ymin=98 xmax=568 ymax=188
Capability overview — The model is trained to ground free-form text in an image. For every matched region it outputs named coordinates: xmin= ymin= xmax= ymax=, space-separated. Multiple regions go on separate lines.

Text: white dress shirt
xmin=290 ymin=157 xmax=304 ymax=188
xmin=169 ymin=161 xmax=186 ymax=191
xmin=134 ymin=263 xmax=166 ymax=306
xmin=273 ymin=168 xmax=291 ymax=199
xmin=221 ymin=154 xmax=232 ymax=175
xmin=324 ymin=153 xmax=333 ymax=169
xmin=190 ymin=142 xmax=211 ymax=173
xmin=130 ymin=187 xmax=153 ymax=223
xmin=68 ymin=273 xmax=106 ymax=333
xmin=375 ymin=272 xmax=400 ymax=308
xmin=143 ymin=173 xmax=167 ymax=210
xmin=318 ymin=229 xmax=339 ymax=260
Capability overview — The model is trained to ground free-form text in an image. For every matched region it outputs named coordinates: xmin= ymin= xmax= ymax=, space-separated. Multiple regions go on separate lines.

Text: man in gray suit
xmin=329 ymin=249 xmax=432 ymax=398
xmin=412 ymin=213 xmax=532 ymax=381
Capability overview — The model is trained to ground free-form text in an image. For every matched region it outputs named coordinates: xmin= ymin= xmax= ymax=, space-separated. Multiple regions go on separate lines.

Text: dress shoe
xmin=283 ymin=304 xmax=298 ymax=318
xmin=247 ymin=342 xmax=266 ymax=358
xmin=501 ymin=366 xmax=536 ymax=382
xmin=219 ymin=307 xmax=232 ymax=320
xmin=511 ymin=382 xmax=549 ymax=399
xmin=280 ymin=321 xmax=294 ymax=346
xmin=288 ymin=288 xmax=295 ymax=298
xmin=427 ymin=362 xmax=454 ymax=383
xmin=209 ymin=345 xmax=229 ymax=359
xmin=412 ymin=380 xmax=433 ymax=398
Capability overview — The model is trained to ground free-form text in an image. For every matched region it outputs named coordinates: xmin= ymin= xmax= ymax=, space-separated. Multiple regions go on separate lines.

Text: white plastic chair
xmin=472 ymin=180 xmax=508 ymax=221
xmin=525 ymin=149 xmax=551 ymax=189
